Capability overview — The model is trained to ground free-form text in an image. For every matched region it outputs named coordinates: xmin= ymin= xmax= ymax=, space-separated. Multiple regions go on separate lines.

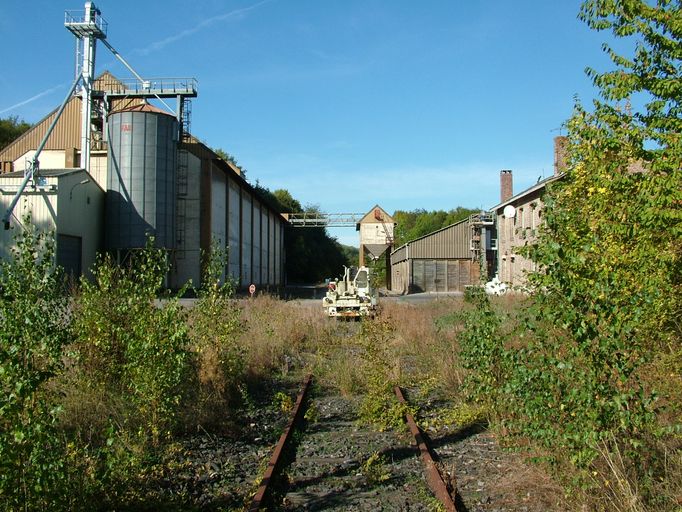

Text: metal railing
xmin=95 ymin=77 xmax=198 ymax=96
xmin=284 ymin=212 xmax=365 ymax=227
xmin=64 ymin=9 xmax=108 ymax=38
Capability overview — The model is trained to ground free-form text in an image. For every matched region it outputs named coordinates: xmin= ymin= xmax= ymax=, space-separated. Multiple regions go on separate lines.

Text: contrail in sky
xmin=135 ymin=0 xmax=274 ymax=56
xmin=1 ymin=1 xmax=273 ymax=114
xmin=0 ymin=83 xmax=65 ymax=115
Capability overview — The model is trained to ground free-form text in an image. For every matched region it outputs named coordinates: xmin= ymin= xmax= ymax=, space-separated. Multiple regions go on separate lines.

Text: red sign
xmin=248 ymin=284 xmax=256 ymax=296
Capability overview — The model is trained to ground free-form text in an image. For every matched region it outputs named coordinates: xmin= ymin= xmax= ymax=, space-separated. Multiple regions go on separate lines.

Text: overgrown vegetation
xmin=0 ymin=219 xmax=69 ymax=510
xmin=457 ymin=1 xmax=682 ymax=509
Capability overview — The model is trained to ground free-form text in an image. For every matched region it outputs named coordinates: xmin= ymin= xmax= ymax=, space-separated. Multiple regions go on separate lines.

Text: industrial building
xmin=389 ymin=138 xmax=568 ymax=295
xmin=0 ymin=3 xmax=286 ymax=291
xmin=0 ymin=74 xmax=286 ymax=290
xmin=389 ymin=216 xmax=491 ymax=294
xmin=489 ymin=137 xmax=567 ymax=287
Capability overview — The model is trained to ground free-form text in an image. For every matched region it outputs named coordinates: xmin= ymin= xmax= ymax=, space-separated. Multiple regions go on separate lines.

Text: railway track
xmin=249 ymin=375 xmax=459 ymax=511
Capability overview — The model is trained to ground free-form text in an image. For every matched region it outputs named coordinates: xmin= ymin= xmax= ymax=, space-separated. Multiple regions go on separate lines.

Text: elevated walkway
xmin=93 ymin=77 xmax=198 ymax=98
xmin=284 ymin=212 xmax=365 ymax=228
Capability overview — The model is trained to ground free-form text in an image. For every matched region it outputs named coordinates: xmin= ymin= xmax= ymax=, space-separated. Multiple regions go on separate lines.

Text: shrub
xmin=0 ymin=219 xmax=69 ymax=510
xmin=186 ymin=242 xmax=243 ymax=429
xmin=70 ymin=239 xmax=190 ymax=446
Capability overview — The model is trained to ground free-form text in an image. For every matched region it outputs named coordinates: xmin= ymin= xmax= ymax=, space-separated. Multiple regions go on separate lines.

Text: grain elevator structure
xmin=0 ymin=2 xmax=286 ymax=290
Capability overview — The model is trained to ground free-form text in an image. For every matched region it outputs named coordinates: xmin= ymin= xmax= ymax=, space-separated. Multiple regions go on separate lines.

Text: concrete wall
xmin=210 ymin=168 xmax=227 ymax=282
xmin=240 ymin=192 xmax=252 ymax=286
xmin=252 ymin=200 xmax=261 ymax=286
xmin=13 ymin=150 xmax=66 ymax=172
xmin=227 ymin=178 xmax=240 ymax=281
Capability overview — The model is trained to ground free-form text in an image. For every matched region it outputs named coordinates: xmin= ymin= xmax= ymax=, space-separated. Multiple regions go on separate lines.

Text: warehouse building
xmin=0 ymin=72 xmax=286 ymax=291
xmin=389 ymin=216 xmax=489 ymax=294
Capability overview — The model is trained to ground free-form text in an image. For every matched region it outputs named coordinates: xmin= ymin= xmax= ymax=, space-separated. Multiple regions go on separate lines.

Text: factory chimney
xmin=500 ymin=169 xmax=513 ymax=202
xmin=554 ymin=136 xmax=568 ymax=175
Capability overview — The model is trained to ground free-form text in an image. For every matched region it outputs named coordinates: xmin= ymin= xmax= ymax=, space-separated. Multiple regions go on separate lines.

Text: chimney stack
xmin=554 ymin=136 xmax=568 ymax=175
xmin=500 ymin=169 xmax=513 ymax=202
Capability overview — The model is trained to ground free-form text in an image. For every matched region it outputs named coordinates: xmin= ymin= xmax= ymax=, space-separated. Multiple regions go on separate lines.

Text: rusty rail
xmin=249 ymin=374 xmax=313 ymax=511
xmin=394 ymin=386 xmax=457 ymax=512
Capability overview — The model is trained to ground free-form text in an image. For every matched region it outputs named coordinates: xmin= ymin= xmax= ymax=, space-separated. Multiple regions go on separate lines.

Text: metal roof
xmin=391 ymin=217 xmax=471 ymax=260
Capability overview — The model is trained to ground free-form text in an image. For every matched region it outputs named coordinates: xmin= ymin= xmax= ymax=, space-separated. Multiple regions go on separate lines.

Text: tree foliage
xmin=460 ymin=0 xmax=680 ymax=505
xmin=0 ymin=218 xmax=69 ymax=510
xmin=212 ymin=147 xmax=247 ymax=179
xmin=284 ymin=202 xmax=350 ymax=283
xmin=72 ymin=239 xmax=191 ymax=447
xmin=0 ymin=116 xmax=31 ymax=151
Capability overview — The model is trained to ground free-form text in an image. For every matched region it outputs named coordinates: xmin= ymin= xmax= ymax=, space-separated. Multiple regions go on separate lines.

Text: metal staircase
xmin=468 ymin=212 xmax=494 ymax=261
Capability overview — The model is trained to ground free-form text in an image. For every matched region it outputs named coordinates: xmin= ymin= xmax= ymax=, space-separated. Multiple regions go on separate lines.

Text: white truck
xmin=322 ymin=266 xmax=377 ymax=318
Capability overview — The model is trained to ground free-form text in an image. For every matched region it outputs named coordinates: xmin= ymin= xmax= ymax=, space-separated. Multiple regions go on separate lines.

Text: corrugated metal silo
xmin=106 ymin=103 xmax=178 ymax=250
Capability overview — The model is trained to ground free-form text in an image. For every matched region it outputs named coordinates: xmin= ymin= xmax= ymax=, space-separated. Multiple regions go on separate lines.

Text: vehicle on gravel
xmin=322 ymin=266 xmax=377 ymax=318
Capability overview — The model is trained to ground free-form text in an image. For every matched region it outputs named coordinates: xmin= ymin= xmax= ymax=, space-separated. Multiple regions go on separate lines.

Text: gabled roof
xmin=390 ymin=216 xmax=469 ymax=253
xmin=0 ymin=71 xmax=139 ymax=165
xmin=359 ymin=205 xmax=394 ymax=224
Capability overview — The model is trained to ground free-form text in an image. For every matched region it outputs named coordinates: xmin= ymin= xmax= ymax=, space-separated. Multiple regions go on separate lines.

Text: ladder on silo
xmin=175 ymin=97 xmax=192 ymax=257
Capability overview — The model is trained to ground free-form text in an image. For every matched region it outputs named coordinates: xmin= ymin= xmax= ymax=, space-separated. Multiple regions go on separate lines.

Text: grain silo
xmin=106 ymin=103 xmax=178 ymax=251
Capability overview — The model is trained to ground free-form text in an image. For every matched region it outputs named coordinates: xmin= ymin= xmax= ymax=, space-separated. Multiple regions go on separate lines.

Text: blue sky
xmin=1 ymin=1 xmax=616 ymax=245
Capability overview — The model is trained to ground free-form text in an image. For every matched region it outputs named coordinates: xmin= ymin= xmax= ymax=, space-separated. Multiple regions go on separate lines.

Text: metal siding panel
xmin=409 ymin=221 xmax=471 ymax=259
xmin=228 ymin=179 xmax=240 ymax=279
xmin=252 ymin=201 xmax=261 ymax=286
xmin=391 ymin=245 xmax=406 ymax=263
xmin=269 ymin=212 xmax=275 ymax=285
xmin=412 ymin=260 xmax=424 ymax=293
xmin=274 ymin=220 xmax=281 ymax=285
xmin=261 ymin=208 xmax=268 ymax=286
xmin=241 ymin=192 xmax=252 ymax=285
xmin=436 ymin=260 xmax=447 ymax=292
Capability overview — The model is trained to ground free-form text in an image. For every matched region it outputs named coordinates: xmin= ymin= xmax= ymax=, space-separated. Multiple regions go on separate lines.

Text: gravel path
xmin=145 ymin=379 xmax=564 ymax=511
xmin=280 ymin=393 xmax=433 ymax=511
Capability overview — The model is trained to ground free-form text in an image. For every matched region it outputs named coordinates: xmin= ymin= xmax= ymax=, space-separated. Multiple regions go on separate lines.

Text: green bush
xmin=457 ymin=295 xmax=508 ymax=411
xmin=186 ymin=241 xmax=244 ymax=428
xmin=71 ymin=239 xmax=190 ymax=446
xmin=356 ymin=320 xmax=414 ymax=432
xmin=0 ymin=219 xmax=69 ymax=510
